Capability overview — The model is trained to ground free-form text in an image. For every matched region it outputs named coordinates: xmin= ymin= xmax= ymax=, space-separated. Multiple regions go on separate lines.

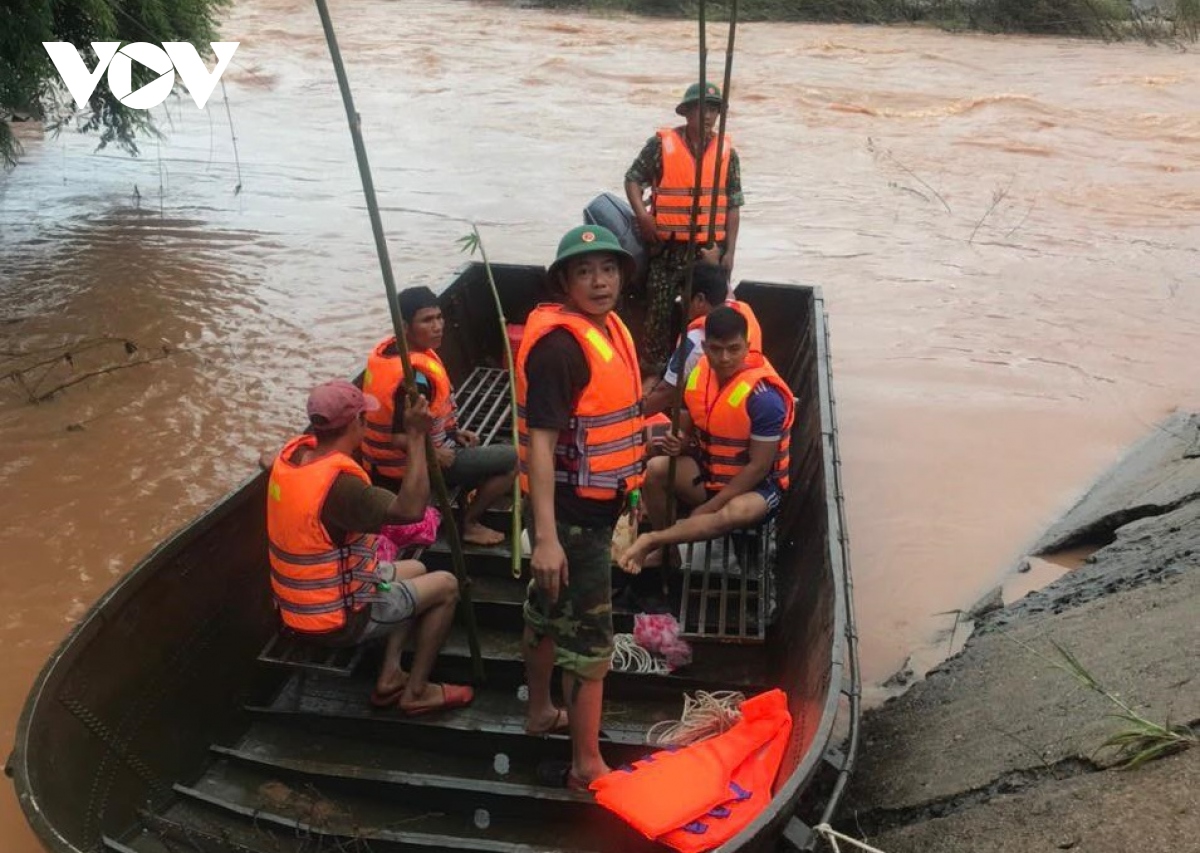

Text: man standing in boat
xmin=642 ymin=261 xmax=763 ymax=417
xmin=619 ymin=307 xmax=793 ymax=574
xmin=624 ymin=81 xmax=743 ymax=371
xmin=267 ymin=379 xmax=473 ymax=715
xmin=361 ymin=286 xmax=518 ymax=547
xmin=516 ymin=225 xmax=645 ymax=788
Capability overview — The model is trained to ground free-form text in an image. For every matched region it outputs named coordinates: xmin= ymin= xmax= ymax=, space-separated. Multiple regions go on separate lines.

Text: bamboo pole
xmin=704 ymin=0 xmax=738 ymax=252
xmin=458 ymin=226 xmax=523 ymax=580
xmin=662 ymin=0 xmax=710 ymax=543
xmin=313 ymin=0 xmax=484 ymax=680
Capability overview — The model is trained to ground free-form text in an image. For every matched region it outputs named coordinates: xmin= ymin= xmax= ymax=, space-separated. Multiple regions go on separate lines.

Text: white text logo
xmin=42 ymin=42 xmax=240 ymax=110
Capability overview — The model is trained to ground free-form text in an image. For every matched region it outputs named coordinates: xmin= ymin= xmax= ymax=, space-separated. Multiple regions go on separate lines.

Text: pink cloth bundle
xmin=634 ymin=613 xmax=693 ymax=671
xmin=374 ymin=506 xmax=441 ymax=562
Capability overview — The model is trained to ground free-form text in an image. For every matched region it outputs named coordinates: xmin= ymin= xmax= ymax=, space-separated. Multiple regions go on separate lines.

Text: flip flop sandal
xmin=401 ymin=683 xmax=475 ymax=717
xmin=525 ymin=707 xmax=569 ymax=736
xmin=535 ymin=759 xmax=591 ymax=793
xmin=368 ymin=682 xmax=407 ymax=708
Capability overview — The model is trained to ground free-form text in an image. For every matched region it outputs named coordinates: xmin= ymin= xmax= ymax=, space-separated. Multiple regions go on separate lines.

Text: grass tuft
xmin=1012 ymin=637 xmax=1197 ymax=770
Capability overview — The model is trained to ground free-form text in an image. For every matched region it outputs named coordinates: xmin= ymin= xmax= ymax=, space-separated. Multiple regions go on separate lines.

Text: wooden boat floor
xmin=119 ymin=674 xmax=687 ymax=853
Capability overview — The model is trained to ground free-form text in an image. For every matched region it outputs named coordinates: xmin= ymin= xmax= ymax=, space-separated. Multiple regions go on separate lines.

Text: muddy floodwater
xmin=2 ymin=1 xmax=1198 ymax=848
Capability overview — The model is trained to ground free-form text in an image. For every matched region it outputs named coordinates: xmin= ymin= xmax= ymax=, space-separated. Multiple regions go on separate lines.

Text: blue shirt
xmin=747 ymin=382 xmax=788 ymax=442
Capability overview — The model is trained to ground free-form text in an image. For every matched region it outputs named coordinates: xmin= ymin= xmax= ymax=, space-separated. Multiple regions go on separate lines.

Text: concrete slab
xmin=867 ymin=748 xmax=1200 ymax=853
xmin=1030 ymin=411 xmax=1200 ymax=554
xmin=847 ymin=568 xmax=1200 ymax=812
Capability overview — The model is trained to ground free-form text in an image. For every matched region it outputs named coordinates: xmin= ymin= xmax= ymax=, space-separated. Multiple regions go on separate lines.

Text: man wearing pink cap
xmin=266 ymin=379 xmax=473 ymax=715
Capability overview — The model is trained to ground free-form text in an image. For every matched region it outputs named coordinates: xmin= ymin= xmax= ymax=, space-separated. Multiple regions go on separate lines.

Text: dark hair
xmin=705 ymin=305 xmax=748 ymax=342
xmin=398 ymin=286 xmax=439 ymax=324
xmin=691 ymin=262 xmax=729 ymax=307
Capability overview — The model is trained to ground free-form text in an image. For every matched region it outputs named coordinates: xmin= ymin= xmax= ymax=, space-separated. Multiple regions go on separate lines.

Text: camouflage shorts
xmin=523 ymin=520 xmax=615 ymax=681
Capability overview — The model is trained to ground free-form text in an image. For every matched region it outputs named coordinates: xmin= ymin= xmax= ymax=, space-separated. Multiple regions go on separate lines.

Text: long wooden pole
xmin=705 ymin=0 xmax=738 ymax=250
xmin=313 ymin=0 xmax=484 ymax=680
xmin=663 ymin=0 xmax=709 ymax=539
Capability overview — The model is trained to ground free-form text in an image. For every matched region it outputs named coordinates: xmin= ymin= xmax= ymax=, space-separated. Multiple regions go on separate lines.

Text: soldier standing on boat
xmin=624 ymin=81 xmax=743 ymax=371
xmin=516 ymin=225 xmax=645 ymax=788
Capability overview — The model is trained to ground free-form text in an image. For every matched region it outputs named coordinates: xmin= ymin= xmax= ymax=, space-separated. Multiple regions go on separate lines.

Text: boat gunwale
xmin=8 ymin=264 xmax=856 ymax=853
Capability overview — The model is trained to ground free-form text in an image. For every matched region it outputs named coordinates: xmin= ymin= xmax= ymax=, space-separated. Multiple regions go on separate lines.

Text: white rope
xmin=645 ymin=690 xmax=746 ymax=746
xmin=611 ymin=633 xmax=670 ymax=675
xmin=815 ymin=824 xmax=890 ymax=853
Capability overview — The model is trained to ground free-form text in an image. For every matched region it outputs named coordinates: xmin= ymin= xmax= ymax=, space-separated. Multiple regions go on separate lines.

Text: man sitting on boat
xmin=517 ymin=225 xmax=645 ymax=788
xmin=267 ymin=379 xmax=473 ymax=715
xmin=619 ymin=306 xmax=793 ymax=574
xmin=641 ymin=261 xmax=763 ymax=417
xmin=361 ymin=286 xmax=518 ymax=547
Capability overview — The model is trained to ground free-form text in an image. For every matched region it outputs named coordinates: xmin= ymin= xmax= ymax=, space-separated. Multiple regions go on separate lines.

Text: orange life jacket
xmin=652 ymin=127 xmax=733 ymax=244
xmin=590 ymin=689 xmax=793 ymax=852
xmin=683 ymin=353 xmax=794 ymax=493
xmin=515 ymin=304 xmax=645 ymax=501
xmin=266 ymin=435 xmax=385 ymax=634
xmin=361 ymin=340 xmax=456 ymax=480
xmin=685 ymin=299 xmax=764 ymax=354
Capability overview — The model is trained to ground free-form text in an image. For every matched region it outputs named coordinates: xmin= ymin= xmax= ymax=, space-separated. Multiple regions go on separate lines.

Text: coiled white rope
xmin=646 ymin=690 xmax=746 ymax=746
xmin=815 ymin=824 xmax=889 ymax=853
xmin=611 ymin=633 xmax=670 ymax=675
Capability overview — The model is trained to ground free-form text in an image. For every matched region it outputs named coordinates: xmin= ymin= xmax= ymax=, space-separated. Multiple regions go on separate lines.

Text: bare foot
xmin=618 ymin=534 xmax=656 ymax=575
xmin=573 ymin=760 xmax=612 ymax=786
xmin=525 ymin=706 xmax=569 ymax=735
xmin=370 ymin=670 xmax=409 ymax=706
xmin=463 ymin=522 xmax=505 ymax=547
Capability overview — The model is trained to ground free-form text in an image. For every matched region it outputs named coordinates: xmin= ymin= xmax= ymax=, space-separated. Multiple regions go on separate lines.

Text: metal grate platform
xmin=454 ymin=367 xmax=513 ymax=446
xmin=678 ymin=519 xmax=775 ymax=643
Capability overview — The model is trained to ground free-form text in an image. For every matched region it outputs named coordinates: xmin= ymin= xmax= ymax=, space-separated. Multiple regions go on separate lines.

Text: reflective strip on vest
xmin=266 ymin=435 xmax=385 ymax=633
xmin=515 ymin=305 xmax=645 ymax=501
xmin=682 ymin=355 xmax=794 ymax=494
xmin=652 ymin=128 xmax=732 ymax=244
xmin=361 ymin=342 xmax=456 ymax=480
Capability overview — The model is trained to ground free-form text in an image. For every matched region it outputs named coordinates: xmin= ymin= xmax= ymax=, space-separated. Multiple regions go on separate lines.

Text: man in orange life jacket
xmin=516 ymin=225 xmax=645 ymax=788
xmin=619 ymin=307 xmax=793 ymax=574
xmin=361 ymin=287 xmax=518 ymax=547
xmin=624 ymin=81 xmax=743 ymax=370
xmin=267 ymin=379 xmax=473 ymax=715
xmin=642 ymin=262 xmax=763 ymax=417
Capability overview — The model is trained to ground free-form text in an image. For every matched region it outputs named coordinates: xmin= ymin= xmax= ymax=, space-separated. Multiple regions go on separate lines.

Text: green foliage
xmin=0 ymin=0 xmax=231 ymax=167
xmin=1015 ymin=636 xmax=1197 ymax=770
xmin=458 ymin=226 xmax=524 ymax=579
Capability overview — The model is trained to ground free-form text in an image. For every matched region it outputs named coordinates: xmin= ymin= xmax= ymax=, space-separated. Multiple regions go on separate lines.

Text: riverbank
xmin=844 ymin=411 xmax=1200 ymax=851
xmin=520 ymin=0 xmax=1199 ymax=41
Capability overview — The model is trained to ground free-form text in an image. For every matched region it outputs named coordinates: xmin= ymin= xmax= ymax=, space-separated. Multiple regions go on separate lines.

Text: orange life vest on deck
xmin=515 ymin=305 xmax=645 ymax=501
xmin=653 ymin=127 xmax=733 ymax=244
xmin=683 ymin=353 xmax=794 ymax=494
xmin=266 ymin=435 xmax=384 ymax=634
xmin=361 ymin=340 xmax=456 ymax=480
xmin=590 ymin=689 xmax=793 ymax=852
xmin=685 ymin=299 xmax=764 ymax=354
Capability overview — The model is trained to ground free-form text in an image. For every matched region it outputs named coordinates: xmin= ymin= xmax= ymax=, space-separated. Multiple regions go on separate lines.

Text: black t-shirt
xmin=524 ymin=329 xmax=623 ymax=528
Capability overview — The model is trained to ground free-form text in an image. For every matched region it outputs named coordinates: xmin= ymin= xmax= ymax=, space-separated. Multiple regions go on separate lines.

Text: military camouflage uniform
xmin=625 ymin=134 xmax=745 ymax=368
xmin=523 ymin=520 xmax=615 ymax=681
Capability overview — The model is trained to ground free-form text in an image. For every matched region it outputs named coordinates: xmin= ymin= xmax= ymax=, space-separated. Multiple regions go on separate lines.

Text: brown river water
xmin=2 ymin=0 xmax=1198 ymax=846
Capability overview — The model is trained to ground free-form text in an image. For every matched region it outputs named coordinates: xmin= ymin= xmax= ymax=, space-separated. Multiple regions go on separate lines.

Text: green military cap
xmin=548 ymin=224 xmax=636 ymax=283
xmin=675 ymin=81 xmax=724 ymax=115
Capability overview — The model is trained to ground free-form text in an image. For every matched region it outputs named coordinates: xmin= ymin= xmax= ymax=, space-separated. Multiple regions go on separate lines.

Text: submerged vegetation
xmin=530 ymin=0 xmax=1199 ymax=40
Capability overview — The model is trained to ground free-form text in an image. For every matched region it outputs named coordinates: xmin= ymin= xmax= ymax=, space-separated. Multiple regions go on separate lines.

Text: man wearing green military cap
xmin=624 ymin=81 xmax=744 ymax=370
xmin=515 ymin=224 xmax=645 ymax=787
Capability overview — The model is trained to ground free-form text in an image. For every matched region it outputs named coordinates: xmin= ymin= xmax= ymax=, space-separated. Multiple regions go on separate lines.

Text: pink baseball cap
xmin=306 ymin=379 xmax=380 ymax=431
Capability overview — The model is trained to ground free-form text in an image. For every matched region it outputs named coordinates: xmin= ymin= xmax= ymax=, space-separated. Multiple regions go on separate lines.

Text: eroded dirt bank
xmin=845 ymin=412 xmax=1200 ymax=852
